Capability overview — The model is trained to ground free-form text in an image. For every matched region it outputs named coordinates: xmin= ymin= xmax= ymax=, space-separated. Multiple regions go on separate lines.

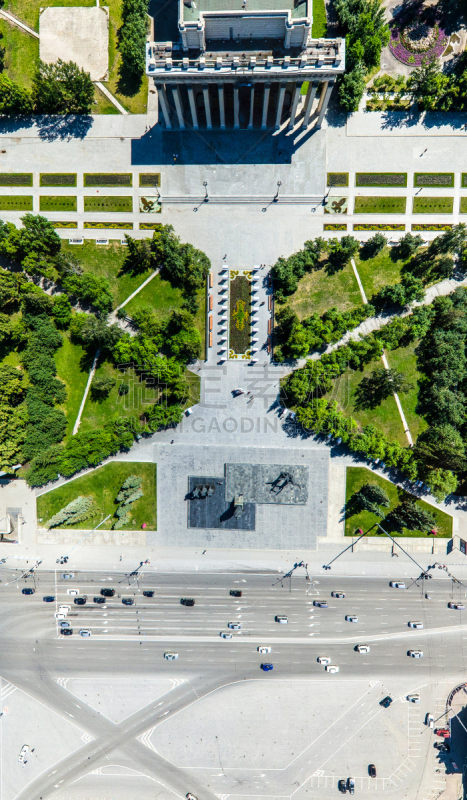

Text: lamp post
xmin=203 ymin=181 xmax=209 ymax=201
xmin=273 ymin=181 xmax=282 ymax=202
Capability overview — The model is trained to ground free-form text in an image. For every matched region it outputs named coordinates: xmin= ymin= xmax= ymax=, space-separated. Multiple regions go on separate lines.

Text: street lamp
xmin=273 ymin=181 xmax=282 ymax=202
xmin=203 ymin=181 xmax=209 ymax=201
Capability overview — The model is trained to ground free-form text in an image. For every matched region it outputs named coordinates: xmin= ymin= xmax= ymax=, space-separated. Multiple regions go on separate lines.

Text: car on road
xmin=43 ymin=596 xmax=55 ymax=602
xmin=60 ymin=628 xmax=73 ymax=635
xmin=434 ymin=742 xmax=451 ymax=752
xmin=407 ymin=693 xmax=421 ymax=703
xmin=22 ymin=588 xmax=34 ymax=595
xmin=426 ymin=713 xmax=434 ymax=727
xmin=100 ymin=588 xmax=115 ymax=597
xmin=390 ymin=581 xmax=406 ymax=588
xmin=186 ymin=794 xmax=198 ymax=800
xmin=164 ymin=653 xmax=178 ymax=661
xmin=331 ymin=591 xmax=345 ymax=598
xmin=338 ymin=779 xmax=347 ymax=793
xmin=62 ymin=573 xmax=74 ymax=579
xmin=380 ymin=696 xmax=393 ymax=708
xmin=408 ymin=621 xmax=423 ymax=628
xmin=347 ymin=778 xmax=355 ymax=795
xmin=448 ymin=602 xmax=465 ymax=610
xmin=425 ymin=593 xmax=432 ymax=599
xmin=435 ymin=728 xmax=450 ymax=738
xmin=122 ymin=598 xmax=134 ymax=605
xmin=18 ymin=745 xmax=29 ymax=762
xmin=369 ymin=764 xmax=376 ymax=778
xmin=59 ymin=605 xmax=70 ymax=613
xmin=258 ymin=646 xmax=271 ymax=654
xmin=325 ymin=665 xmax=339 ymax=673
xmin=55 ymin=612 xmax=67 ymax=620
xmin=317 ymin=656 xmax=331 ymax=665
xmin=67 ymin=589 xmax=79 ymax=596
xmin=313 ymin=600 xmax=328 ymax=608
xmin=79 ymin=629 xmax=91 ymax=637
xmin=345 ymin=615 xmax=358 ymax=622
xmin=74 ymin=597 xmax=87 ymax=605
xmin=93 ymin=597 xmax=106 ymax=604
xmin=232 ymin=388 xmax=245 ymax=397
xmin=230 ymin=590 xmax=242 ymax=597
xmin=143 ymin=590 xmax=154 ymax=597
xmin=59 ymin=620 xmax=71 ymax=628
xmin=408 ymin=650 xmax=423 ymax=658
xmin=228 ymin=622 xmax=242 ymax=630
xmin=275 ymin=616 xmax=288 ymax=623
xmin=220 ymin=632 xmax=232 ymax=639
xmin=261 ymin=663 xmax=273 ymax=671
xmin=355 ymin=644 xmax=370 ymax=653
xmin=180 ymin=598 xmax=195 ymax=606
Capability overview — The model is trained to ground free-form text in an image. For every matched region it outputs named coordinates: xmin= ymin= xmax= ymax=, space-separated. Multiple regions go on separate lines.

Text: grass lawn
xmin=140 ymin=174 xmax=161 ymax=188
xmin=54 ymin=332 xmax=92 ymax=438
xmin=356 ymin=173 xmax=407 ymax=187
xmin=84 ymin=174 xmax=132 ymax=187
xmin=84 ymin=196 xmax=133 ymax=213
xmin=40 ymin=174 xmax=77 ymax=188
xmin=36 ymin=461 xmax=157 ymax=531
xmin=414 ymin=173 xmax=454 ymax=188
xmin=344 ymin=466 xmax=453 ymax=537
xmin=93 ymin=84 xmax=119 ymax=115
xmin=0 ymin=17 xmax=38 ymax=90
xmin=460 ymin=198 xmax=467 ymax=214
xmin=0 ymin=174 xmax=32 ymax=187
xmin=279 ymin=259 xmax=362 ymax=320
xmin=355 ymin=247 xmax=404 ymax=300
xmin=0 ymin=196 xmax=33 ymax=211
xmin=327 ymin=173 xmax=349 ymax=187
xmin=387 ymin=341 xmax=428 ymax=442
xmin=39 ymin=196 xmax=77 ymax=212
xmin=311 ymin=0 xmax=327 ymax=36
xmin=354 ymin=196 xmax=407 ymax=214
xmin=413 ymin=197 xmax=454 ymax=214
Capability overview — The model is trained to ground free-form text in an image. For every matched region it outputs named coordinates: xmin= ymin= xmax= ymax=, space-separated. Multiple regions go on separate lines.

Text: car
xmin=230 ymin=590 xmax=242 ymax=597
xmin=434 ymin=742 xmax=451 ymax=752
xmin=79 ymin=629 xmax=91 ymax=637
xmin=408 ymin=621 xmax=424 ymax=629
xmin=331 ymin=591 xmax=345 ymax=598
xmin=325 ymin=665 xmax=339 ymax=673
xmin=380 ymin=696 xmax=393 ymax=708
xmin=317 ymin=656 xmax=331 ymax=665
xmin=435 ymin=728 xmax=450 ymax=738
xmin=407 ymin=693 xmax=421 ymax=703
xmin=62 ymin=573 xmax=74 ymax=579
xmin=74 ymin=597 xmax=87 ymax=605
xmin=18 ymin=745 xmax=29 ymax=762
xmin=186 ymin=794 xmax=198 ymax=800
xmin=345 ymin=615 xmax=358 ymax=622
xmin=261 ymin=663 xmax=273 ymax=671
xmin=338 ymin=779 xmax=347 ymax=793
xmin=93 ymin=597 xmax=106 ymax=604
xmin=59 ymin=620 xmax=71 ymax=628
xmin=228 ymin=622 xmax=242 ymax=630
xmin=43 ymin=596 xmax=55 ymax=602
xmin=425 ymin=593 xmax=432 ymax=599
xmin=100 ymin=588 xmax=115 ymax=597
xmin=22 ymin=588 xmax=34 ymax=595
xmin=180 ymin=598 xmax=195 ymax=606
xmin=67 ymin=589 xmax=79 ymax=596
xmin=164 ymin=652 xmax=178 ymax=661
xmin=426 ymin=713 xmax=434 ymax=727
xmin=143 ymin=590 xmax=154 ymax=598
xmin=59 ymin=605 xmax=70 ymax=613
xmin=355 ymin=644 xmax=370 ymax=653
xmin=275 ymin=616 xmax=288 ymax=623
xmin=347 ymin=778 xmax=355 ymax=795
xmin=390 ymin=581 xmax=406 ymax=588
xmin=258 ymin=646 xmax=271 ymax=654
xmin=122 ymin=597 xmax=134 ymax=605
xmin=55 ymin=612 xmax=67 ymax=621
xmin=313 ymin=600 xmax=328 ymax=608
xmin=448 ymin=602 xmax=465 ymax=610
xmin=220 ymin=632 xmax=232 ymax=639
xmin=60 ymin=628 xmax=73 ymax=635
xmin=369 ymin=764 xmax=376 ymax=778
xmin=408 ymin=650 xmax=423 ymax=658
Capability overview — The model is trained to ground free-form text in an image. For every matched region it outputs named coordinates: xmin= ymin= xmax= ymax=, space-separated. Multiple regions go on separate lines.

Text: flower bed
xmin=0 ymin=196 xmax=33 ymax=211
xmin=40 ymin=174 xmax=77 ymax=187
xmin=324 ymin=223 xmax=347 ymax=231
xmin=39 ymin=196 xmax=77 ymax=212
xmin=412 ymin=196 xmax=453 ymax=214
xmin=84 ymin=196 xmax=133 ymax=213
xmin=140 ymin=222 xmax=162 ymax=230
xmin=229 ymin=271 xmax=251 ymax=359
xmin=389 ymin=18 xmax=448 ymax=66
xmin=412 ymin=223 xmax=452 ymax=231
xmin=353 ymin=224 xmax=405 ymax=231
xmin=327 ymin=173 xmax=349 ymax=187
xmin=83 ymin=222 xmax=134 ymax=229
xmin=414 ymin=173 xmax=454 ymax=187
xmin=0 ymin=173 xmax=32 ymax=187
xmin=52 ymin=222 xmax=78 ymax=229
xmin=354 ymin=196 xmax=407 ymax=214
xmin=139 ymin=173 xmax=161 ymax=187
xmin=356 ymin=173 xmax=407 ymax=187
xmin=84 ymin=174 xmax=133 ymax=187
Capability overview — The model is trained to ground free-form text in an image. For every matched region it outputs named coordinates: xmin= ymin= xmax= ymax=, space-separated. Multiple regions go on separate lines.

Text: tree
xmin=165 ymin=310 xmax=202 ymax=362
xmin=70 ymin=313 xmax=123 ymax=353
xmin=52 ymin=294 xmax=72 ymax=328
xmin=338 ymin=66 xmax=366 ymax=112
xmin=45 ymin=495 xmax=96 ymax=528
xmin=33 ymin=59 xmax=94 ymax=114
xmin=122 ymin=235 xmax=153 ymax=274
xmin=119 ymin=13 xmax=148 ymax=75
xmin=91 ymin=375 xmax=116 ymax=400
xmin=355 ymin=368 xmax=412 ymax=408
xmin=392 ymin=232 xmax=424 ymax=262
xmin=360 ymin=233 xmax=386 ymax=260
xmin=352 ymin=481 xmax=390 ymax=516
xmin=415 ymin=424 xmax=466 ymax=472
xmin=335 ymin=0 xmax=389 ymax=70
xmin=430 ymin=223 xmax=467 ymax=256
xmin=1 ymin=214 xmax=60 ymax=265
xmin=387 ymin=500 xmax=436 ymax=532
xmin=62 ymin=273 xmax=113 ymax=312
xmin=0 ymin=74 xmax=33 ymax=115
xmin=407 ymin=57 xmax=451 ymax=111
xmin=425 ymin=469 xmax=458 ymax=502
xmin=326 ymin=235 xmax=360 ymax=272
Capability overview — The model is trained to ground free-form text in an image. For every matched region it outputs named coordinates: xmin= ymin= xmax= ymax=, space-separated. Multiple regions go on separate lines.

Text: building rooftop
xmin=182 ymin=0 xmax=308 ymax=22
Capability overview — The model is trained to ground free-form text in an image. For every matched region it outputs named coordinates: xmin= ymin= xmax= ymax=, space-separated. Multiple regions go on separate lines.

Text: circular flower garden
xmin=389 ymin=12 xmax=448 ymax=66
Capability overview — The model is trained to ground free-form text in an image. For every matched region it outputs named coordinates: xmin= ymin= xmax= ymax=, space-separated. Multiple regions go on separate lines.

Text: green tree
xmin=70 ymin=313 xmax=123 ymax=353
xmin=122 ymin=235 xmax=153 ymax=274
xmin=415 ymin=424 xmax=466 ymax=472
xmin=0 ymin=74 xmax=33 ymax=114
xmin=353 ymin=481 xmax=390 ymax=516
xmin=355 ymin=368 xmax=412 ymax=408
xmin=1 ymin=214 xmax=60 ymax=265
xmin=91 ymin=375 xmax=116 ymax=400
xmin=52 ymin=294 xmax=73 ymax=328
xmin=33 ymin=59 xmax=94 ymax=114
xmin=360 ymin=232 xmax=386 ymax=259
xmin=119 ymin=13 xmax=148 ymax=75
xmin=430 ymin=223 xmax=467 ymax=256
xmin=388 ymin=500 xmax=436 ymax=532
xmin=338 ymin=66 xmax=366 ymax=112
xmin=407 ymin=57 xmax=451 ymax=111
xmin=392 ymin=232 xmax=424 ymax=261
xmin=425 ymin=468 xmax=458 ymax=502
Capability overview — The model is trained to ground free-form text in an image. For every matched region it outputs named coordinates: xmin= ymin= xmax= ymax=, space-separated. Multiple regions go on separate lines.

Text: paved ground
xmin=39 ymin=7 xmax=109 ymax=81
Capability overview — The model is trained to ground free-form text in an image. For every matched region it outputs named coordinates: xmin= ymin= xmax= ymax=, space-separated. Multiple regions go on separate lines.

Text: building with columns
xmin=146 ymin=0 xmax=345 ymax=131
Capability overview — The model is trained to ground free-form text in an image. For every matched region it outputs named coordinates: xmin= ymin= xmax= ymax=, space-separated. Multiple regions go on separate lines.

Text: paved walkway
xmin=95 ymin=82 xmax=128 ymax=115
xmin=0 ymin=8 xmax=39 ymax=37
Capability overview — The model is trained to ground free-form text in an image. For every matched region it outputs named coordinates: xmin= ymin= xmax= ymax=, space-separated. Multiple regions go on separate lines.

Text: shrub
xmin=33 ymin=59 xmax=94 ymax=115
xmin=62 ymin=272 xmax=113 ymax=312
xmin=45 ymin=495 xmax=96 ymax=528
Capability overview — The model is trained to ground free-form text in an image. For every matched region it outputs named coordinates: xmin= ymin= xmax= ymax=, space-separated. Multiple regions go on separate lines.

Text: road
xmin=0 ymin=569 xmax=465 ymax=800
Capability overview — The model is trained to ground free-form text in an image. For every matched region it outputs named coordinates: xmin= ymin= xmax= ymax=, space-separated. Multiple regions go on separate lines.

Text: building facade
xmin=146 ymin=0 xmax=345 ymax=131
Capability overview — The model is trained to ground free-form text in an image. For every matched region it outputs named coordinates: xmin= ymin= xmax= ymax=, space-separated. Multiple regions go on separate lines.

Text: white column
xmin=157 ymin=84 xmax=172 ymax=129
xmin=171 ymin=85 xmax=185 ymax=129
xmin=316 ymin=80 xmax=329 ymax=115
xmin=302 ymin=81 xmax=318 ymax=127
xmin=218 ymin=83 xmax=226 ymax=130
xmin=288 ymin=82 xmax=302 ymax=128
xmin=187 ymin=85 xmax=198 ymax=129
xmin=261 ymin=83 xmax=271 ymax=130
xmin=234 ymin=85 xmax=240 ymax=129
xmin=275 ymin=83 xmax=287 ymax=130
xmin=247 ymin=85 xmax=255 ymax=129
xmin=203 ymin=84 xmax=212 ymax=129
xmin=316 ymin=81 xmax=334 ymax=128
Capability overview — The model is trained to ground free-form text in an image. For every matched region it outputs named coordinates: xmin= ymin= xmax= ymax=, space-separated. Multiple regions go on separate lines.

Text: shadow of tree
xmin=36 ymin=115 xmax=94 ymax=141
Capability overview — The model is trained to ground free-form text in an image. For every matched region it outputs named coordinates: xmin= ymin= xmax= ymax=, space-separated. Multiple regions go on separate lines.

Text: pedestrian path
xmin=0 ymin=9 xmax=39 ymax=37
xmin=95 ymin=82 xmax=128 ymax=115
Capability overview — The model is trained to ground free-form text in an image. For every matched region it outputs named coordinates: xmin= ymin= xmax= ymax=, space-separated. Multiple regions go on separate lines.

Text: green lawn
xmin=311 ymin=0 xmax=327 ymax=36
xmin=84 ymin=174 xmax=132 ymax=187
xmin=36 ymin=461 xmax=157 ymax=531
xmin=327 ymin=173 xmax=349 ymax=187
xmin=354 ymin=196 xmax=407 ymax=214
xmin=387 ymin=341 xmax=428 ymax=442
xmin=356 ymin=173 xmax=407 ymax=188
xmin=40 ymin=174 xmax=77 ymax=188
xmin=54 ymin=332 xmax=92 ymax=437
xmin=84 ymin=196 xmax=133 ymax=213
xmin=0 ymin=17 xmax=38 ymax=90
xmin=355 ymin=247 xmax=404 ymax=300
xmin=459 ymin=198 xmax=467 ymax=214
xmin=414 ymin=173 xmax=454 ymax=188
xmin=0 ymin=174 xmax=32 ymax=187
xmin=39 ymin=196 xmax=77 ymax=212
xmin=413 ymin=197 xmax=454 ymax=214
xmin=279 ymin=259 xmax=363 ymax=320
xmin=139 ymin=174 xmax=161 ymax=188
xmin=345 ymin=466 xmax=453 ymax=537
xmin=0 ymin=196 xmax=33 ymax=211
xmin=93 ymin=84 xmax=120 ymax=115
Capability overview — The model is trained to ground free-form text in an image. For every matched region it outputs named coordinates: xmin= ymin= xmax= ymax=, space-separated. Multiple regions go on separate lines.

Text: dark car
xmin=338 ymin=780 xmax=347 ymax=794
xmin=143 ymin=590 xmax=154 ymax=598
xmin=180 ymin=598 xmax=195 ymax=606
xmin=369 ymin=764 xmax=376 ymax=778
xmin=43 ymin=596 xmax=55 ymax=602
xmin=380 ymin=696 xmax=393 ymax=708
xmin=313 ymin=600 xmax=328 ymax=608
xmin=60 ymin=628 xmax=73 ymax=635
xmin=22 ymin=588 xmax=34 ymax=595
xmin=100 ymin=588 xmax=115 ymax=597
xmin=435 ymin=742 xmax=451 ymax=752
xmin=261 ymin=663 xmax=273 ymax=671
xmin=230 ymin=590 xmax=242 ymax=597
xmin=93 ymin=597 xmax=106 ymax=604
xmin=347 ymin=778 xmax=355 ymax=795
xmin=74 ymin=596 xmax=87 ymax=605
xmin=122 ymin=597 xmax=134 ymax=605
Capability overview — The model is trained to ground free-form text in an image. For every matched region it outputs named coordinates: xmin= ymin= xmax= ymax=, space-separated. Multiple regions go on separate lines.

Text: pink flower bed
xmin=389 ymin=23 xmax=448 ymax=66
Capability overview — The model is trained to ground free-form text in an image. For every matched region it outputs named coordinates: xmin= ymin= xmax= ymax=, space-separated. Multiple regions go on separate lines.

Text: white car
xmin=228 ymin=622 xmax=242 ymax=630
xmin=258 ymin=646 xmax=271 ymax=654
xmin=186 ymin=794 xmax=198 ymax=800
xmin=62 ymin=573 xmax=74 ymax=579
xmin=355 ymin=644 xmax=370 ymax=653
xmin=317 ymin=656 xmax=331 ymax=665
xmin=275 ymin=616 xmax=288 ymax=623
xmin=59 ymin=605 xmax=70 ymax=614
xmin=426 ymin=713 xmax=434 ymax=727
xmin=79 ymin=629 xmax=91 ymax=637
xmin=331 ymin=591 xmax=345 ymax=598
xmin=164 ymin=652 xmax=178 ymax=661
xmin=408 ymin=621 xmax=423 ymax=629
xmin=220 ymin=632 xmax=232 ymax=639
xmin=18 ymin=745 xmax=29 ymax=763
xmin=67 ymin=589 xmax=79 ymax=596
xmin=408 ymin=650 xmax=423 ymax=658
xmin=325 ymin=665 xmax=339 ymax=673
xmin=390 ymin=581 xmax=406 ymax=589
xmin=54 ymin=612 xmax=67 ymax=620
xmin=59 ymin=620 xmax=71 ymax=628
xmin=407 ymin=693 xmax=421 ymax=703
xmin=345 ymin=615 xmax=358 ymax=622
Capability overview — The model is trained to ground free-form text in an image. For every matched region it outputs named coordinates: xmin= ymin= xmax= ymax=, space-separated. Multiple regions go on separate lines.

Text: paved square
xmin=39 ymin=7 xmax=109 ymax=81
xmin=225 ymin=463 xmax=309 ymax=504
